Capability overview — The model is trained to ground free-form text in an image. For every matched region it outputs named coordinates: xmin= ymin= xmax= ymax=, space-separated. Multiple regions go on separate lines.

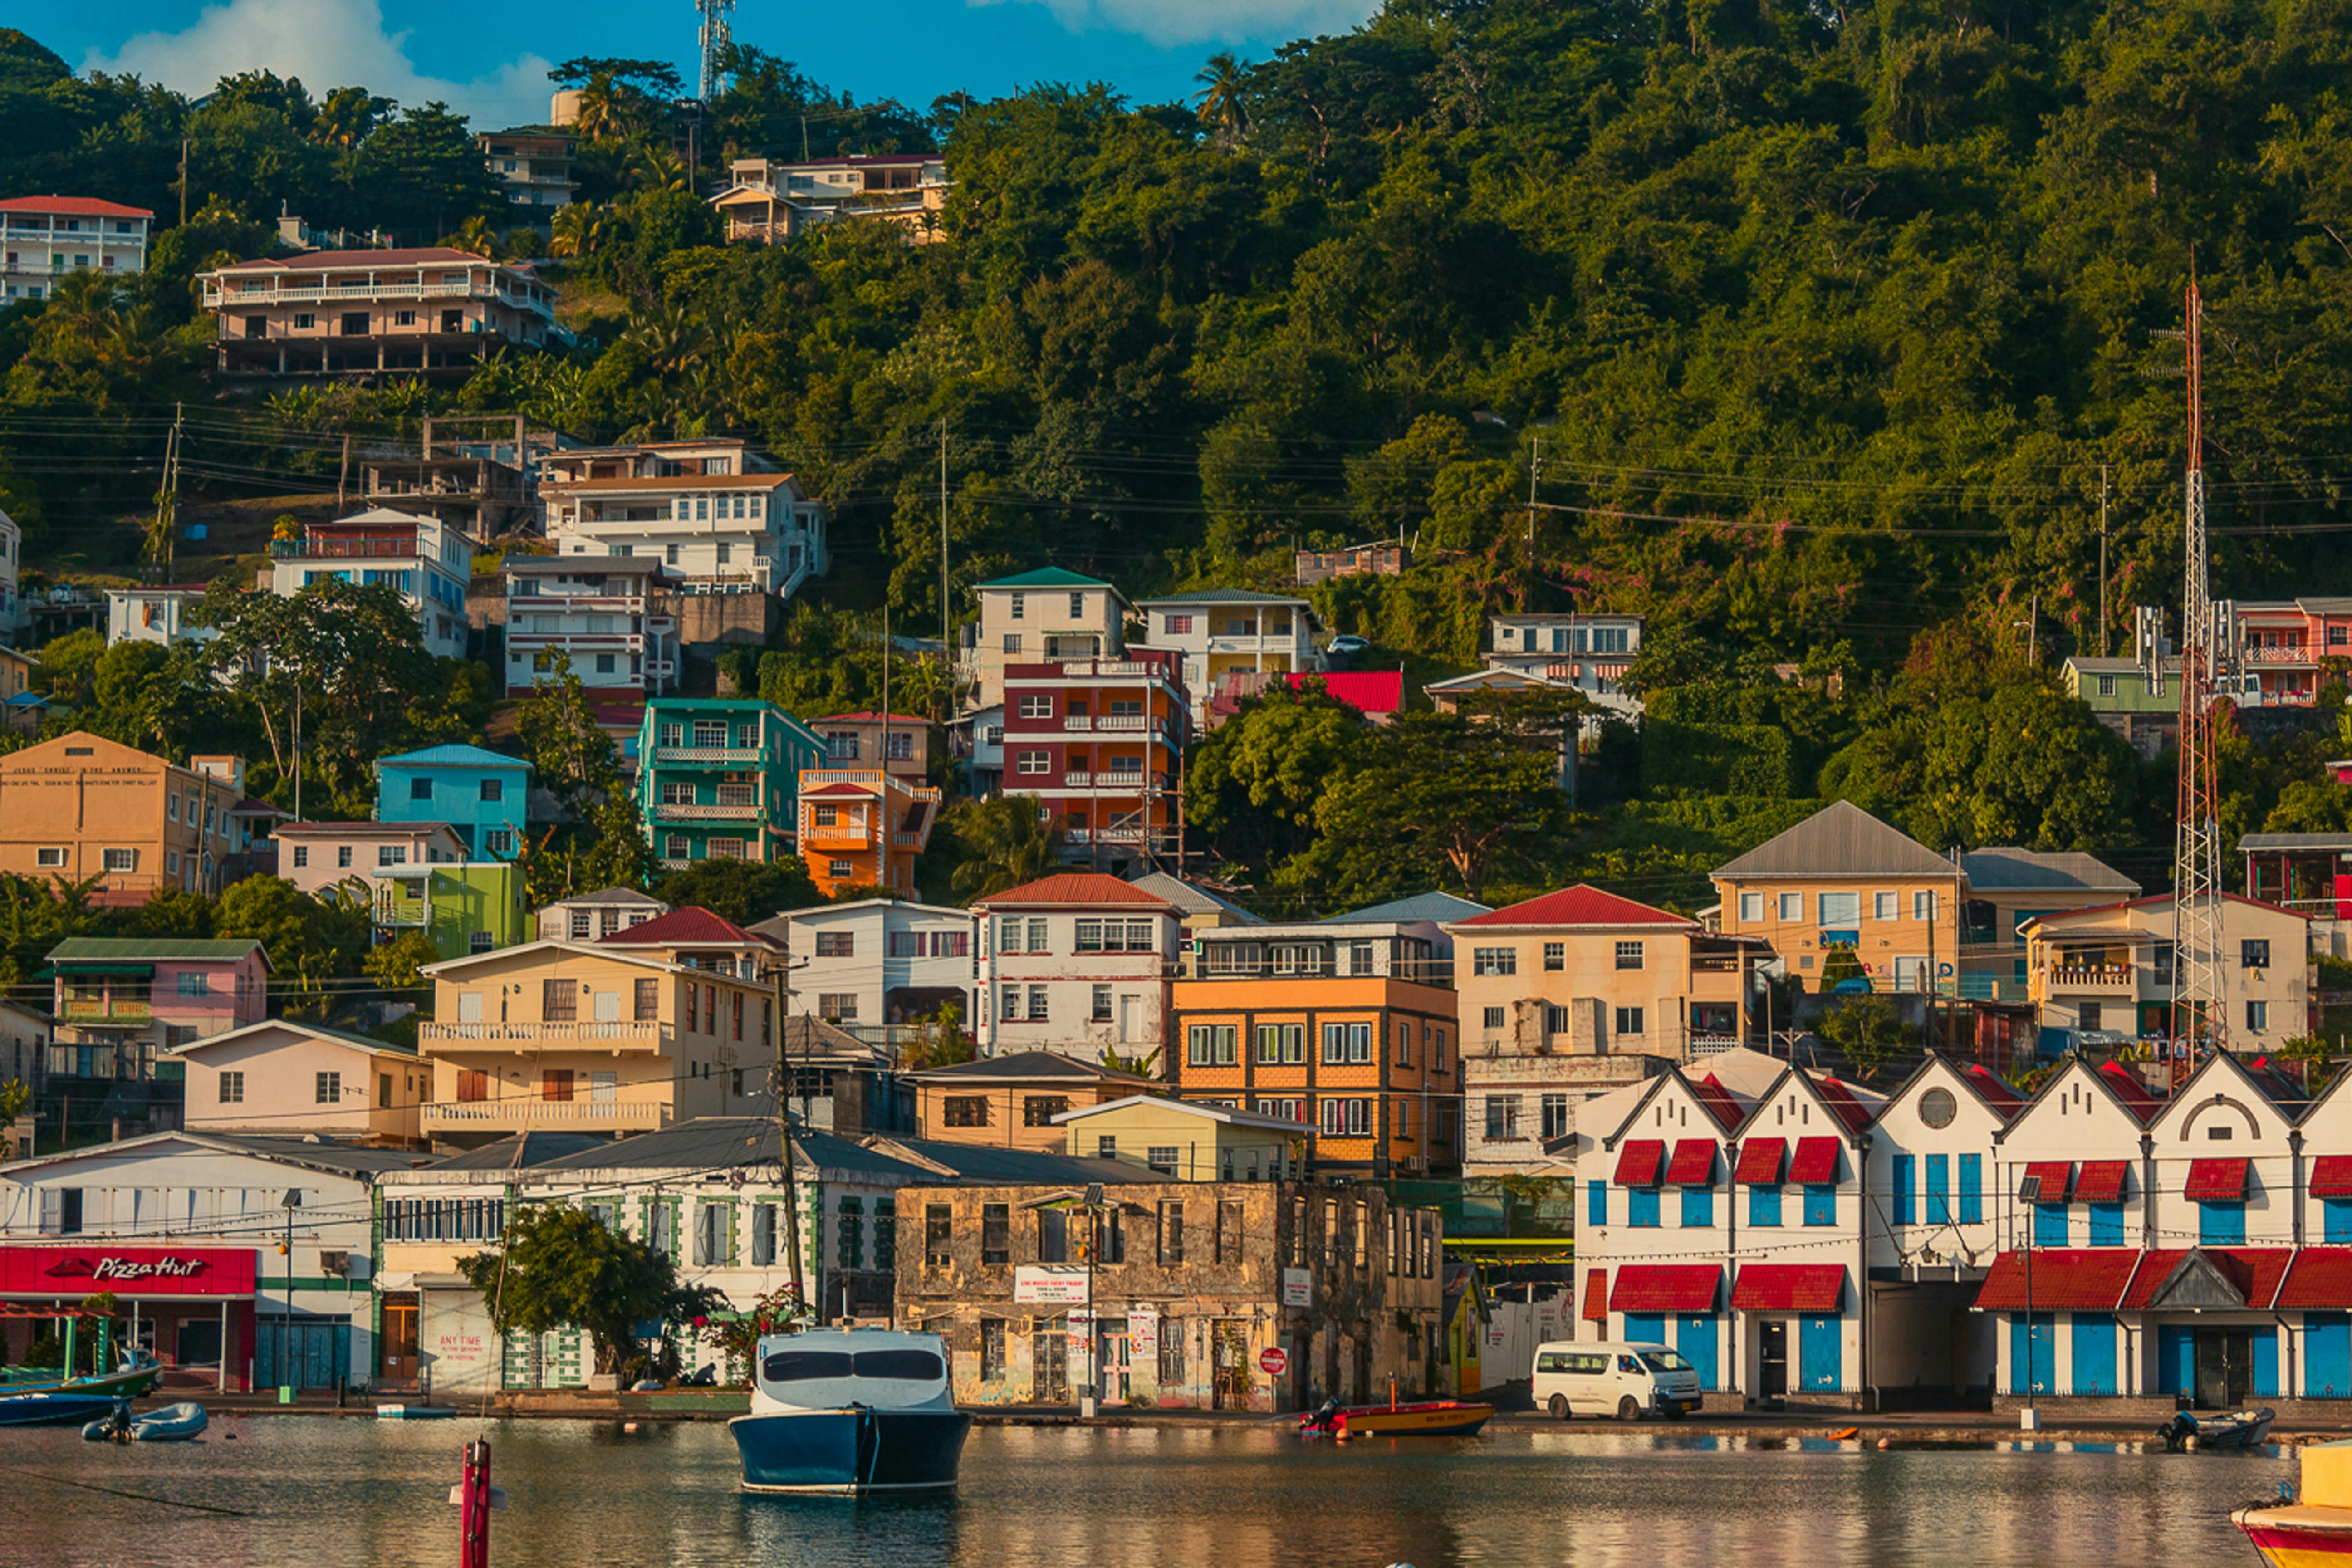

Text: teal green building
xmin=635 ymin=699 xmax=826 ymax=867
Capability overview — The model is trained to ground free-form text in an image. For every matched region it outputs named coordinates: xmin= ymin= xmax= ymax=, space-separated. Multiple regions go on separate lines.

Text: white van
xmin=1530 ymin=1340 xmax=1703 ymax=1420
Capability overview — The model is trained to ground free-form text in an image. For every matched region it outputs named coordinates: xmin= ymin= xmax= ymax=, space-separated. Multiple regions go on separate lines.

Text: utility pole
xmin=178 ymin=139 xmax=189 ymax=228
xmin=772 ymin=941 xmax=807 ymax=1314
xmin=2098 ymin=465 xmax=2112 ymax=657
xmin=337 ymin=432 xmax=352 ymax=512
xmin=1525 ymin=435 xmax=1541 ymax=609
xmin=940 ymin=416 xmax=951 ymax=658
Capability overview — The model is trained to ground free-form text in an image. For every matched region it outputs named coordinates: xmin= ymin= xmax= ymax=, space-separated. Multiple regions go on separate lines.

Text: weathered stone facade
xmin=893 ymin=1180 xmax=1444 ymax=1412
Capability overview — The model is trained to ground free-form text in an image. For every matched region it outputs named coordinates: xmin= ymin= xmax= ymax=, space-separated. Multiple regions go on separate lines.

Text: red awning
xmin=2022 ymin=1161 xmax=2074 ymax=1203
xmin=1731 ymin=1264 xmax=1847 ymax=1313
xmin=1972 ymin=1249 xmax=2141 ymax=1312
xmin=1788 ymin=1136 xmax=1842 ymax=1185
xmin=1582 ymin=1269 xmax=1609 ymax=1323
xmin=1614 ymin=1138 xmax=1666 ymax=1186
xmin=1666 ymin=1139 xmax=1719 ymax=1186
xmin=2279 ymin=1249 xmax=2352 ymax=1310
xmin=2073 ymin=1161 xmax=2129 ymax=1205
xmin=1735 ymin=1138 xmax=1787 ymax=1185
xmin=2314 ymin=1157 xmax=2352 ymax=1200
xmin=2186 ymin=1158 xmax=2250 ymax=1203
xmin=1609 ymin=1264 xmax=1721 ymax=1314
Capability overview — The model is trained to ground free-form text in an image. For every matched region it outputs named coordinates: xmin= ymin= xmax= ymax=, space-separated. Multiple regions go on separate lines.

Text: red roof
xmin=1690 ymin=1073 xmax=1746 ymax=1133
xmin=1665 ymin=1139 xmax=1718 ymax=1186
xmin=1581 ymin=1269 xmax=1609 ymax=1322
xmin=1975 ymin=1249 xmax=2141 ymax=1311
xmin=1613 ymin=1139 xmax=1666 ymax=1186
xmin=2023 ymin=1161 xmax=2075 ymax=1203
xmin=1297 ymin=671 xmax=1405 ymax=714
xmin=0 ymin=196 xmax=153 ymax=218
xmin=802 ymin=782 xmax=874 ymax=798
xmin=2278 ymin=1248 xmax=2352 ymax=1310
xmin=2314 ymin=1157 xmax=2352 ymax=1200
xmin=1731 ymin=1264 xmax=1846 ymax=1313
xmin=213 ymin=246 xmax=492 ymax=270
xmin=594 ymin=906 xmax=764 ymax=949
xmin=2185 ymin=1158 xmax=2250 ymax=1203
xmin=972 ymin=873 xmax=1174 ymax=911
xmin=2073 ymin=1161 xmax=2130 ymax=1205
xmin=1964 ymin=1064 xmax=2024 ymax=1115
xmin=2118 ymin=1248 xmax=2292 ymax=1311
xmin=1788 ymin=1136 xmax=1842 ymax=1185
xmin=2097 ymin=1060 xmax=2163 ymax=1122
xmin=1816 ymin=1076 xmax=1873 ymax=1133
xmin=810 ymin=712 xmax=929 ymax=726
xmin=1734 ymin=1137 xmax=1786 ymax=1185
xmin=1455 ymin=885 xmax=1696 ymax=929
xmin=1608 ymin=1264 xmax=1720 ymax=1314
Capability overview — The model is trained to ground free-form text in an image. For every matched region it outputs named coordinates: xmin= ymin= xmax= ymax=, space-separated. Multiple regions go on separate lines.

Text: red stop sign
xmin=1259 ymin=1347 xmax=1289 ymax=1377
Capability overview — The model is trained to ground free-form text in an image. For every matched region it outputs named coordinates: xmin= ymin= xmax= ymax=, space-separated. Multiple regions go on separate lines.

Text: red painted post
xmin=460 ymin=1440 xmax=491 ymax=1568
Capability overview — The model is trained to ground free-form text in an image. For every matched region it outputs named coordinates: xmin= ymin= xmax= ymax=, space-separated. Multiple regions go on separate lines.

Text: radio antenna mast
xmin=2171 ymin=273 xmax=2232 ymax=1083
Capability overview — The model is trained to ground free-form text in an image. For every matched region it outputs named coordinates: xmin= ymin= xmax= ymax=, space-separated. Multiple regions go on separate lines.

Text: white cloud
xmin=968 ymin=0 xmax=1378 ymax=49
xmin=84 ymin=0 xmax=558 ymax=128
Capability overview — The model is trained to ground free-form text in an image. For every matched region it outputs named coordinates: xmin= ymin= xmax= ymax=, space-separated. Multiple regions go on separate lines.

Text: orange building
xmin=0 ymin=732 xmax=245 ymax=904
xmin=1168 ymin=893 xmax=1481 ymax=1177
xmin=796 ymin=768 xmax=942 ymax=897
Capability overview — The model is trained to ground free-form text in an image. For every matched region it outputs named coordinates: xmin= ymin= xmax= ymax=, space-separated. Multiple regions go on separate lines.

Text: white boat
xmin=728 ymin=1328 xmax=971 ymax=1495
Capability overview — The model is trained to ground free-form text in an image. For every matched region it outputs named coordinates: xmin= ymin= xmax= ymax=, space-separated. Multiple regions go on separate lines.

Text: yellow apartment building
xmin=0 ymin=731 xmax=244 ymax=903
xmin=1710 ymin=801 xmax=1966 ymax=999
xmin=416 ymin=940 xmax=770 ymax=1148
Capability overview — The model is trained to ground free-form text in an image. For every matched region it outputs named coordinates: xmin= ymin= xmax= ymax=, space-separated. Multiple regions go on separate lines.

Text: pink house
xmin=46 ymin=937 xmax=272 ymax=1089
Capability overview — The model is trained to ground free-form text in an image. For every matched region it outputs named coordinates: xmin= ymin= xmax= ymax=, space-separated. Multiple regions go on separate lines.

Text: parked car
xmin=1324 ymin=634 xmax=1371 ymax=667
xmin=1531 ymin=1339 xmax=1703 ymax=1420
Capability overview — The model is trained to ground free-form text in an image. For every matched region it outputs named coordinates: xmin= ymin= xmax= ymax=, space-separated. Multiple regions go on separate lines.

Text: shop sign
xmin=0 ymin=1245 xmax=258 ymax=1298
xmin=1013 ymin=1265 xmax=1089 ymax=1305
xmin=1280 ymin=1268 xmax=1312 ymax=1308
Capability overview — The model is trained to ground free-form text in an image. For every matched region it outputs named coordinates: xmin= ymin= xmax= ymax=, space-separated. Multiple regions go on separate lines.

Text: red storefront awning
xmin=1614 ymin=1138 xmax=1666 ymax=1186
xmin=2022 ymin=1161 xmax=2074 ymax=1202
xmin=1735 ymin=1138 xmax=1786 ymax=1185
xmin=0 ymin=1245 xmax=258 ymax=1299
xmin=2073 ymin=1161 xmax=2130 ymax=1205
xmin=2186 ymin=1158 xmax=2251 ymax=1203
xmin=1608 ymin=1264 xmax=1722 ymax=1314
xmin=1731 ymin=1264 xmax=1847 ymax=1313
xmin=2279 ymin=1249 xmax=2352 ymax=1310
xmin=1788 ymin=1136 xmax=1842 ymax=1185
xmin=1972 ymin=1249 xmax=2141 ymax=1312
xmin=2313 ymin=1157 xmax=2352 ymax=1199
xmin=1665 ymin=1139 xmax=1719 ymax=1186
xmin=1582 ymin=1269 xmax=1610 ymax=1322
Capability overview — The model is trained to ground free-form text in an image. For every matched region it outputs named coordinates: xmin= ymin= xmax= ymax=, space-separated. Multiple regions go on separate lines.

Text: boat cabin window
xmin=762 ymin=1348 xmax=945 ymax=1382
xmin=851 ymin=1349 xmax=945 ymax=1381
xmin=763 ymin=1351 xmax=855 ymax=1382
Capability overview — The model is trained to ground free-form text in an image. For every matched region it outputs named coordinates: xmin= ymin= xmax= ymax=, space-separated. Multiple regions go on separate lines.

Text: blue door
xmin=1798 ymin=1315 xmax=1841 ymax=1392
xmin=2308 ymin=1315 xmax=2352 ymax=1398
xmin=2257 ymin=1328 xmax=2280 ymax=1399
xmin=2158 ymin=1324 xmax=2195 ymax=1395
xmin=2011 ymin=1313 xmax=2054 ymax=1395
xmin=1676 ymin=1314 xmax=1718 ymax=1390
xmin=2069 ymin=1314 xmax=2117 ymax=1395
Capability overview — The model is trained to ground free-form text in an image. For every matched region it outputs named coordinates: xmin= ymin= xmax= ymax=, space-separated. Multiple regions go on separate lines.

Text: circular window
xmin=1919 ymin=1087 xmax=1958 ymax=1129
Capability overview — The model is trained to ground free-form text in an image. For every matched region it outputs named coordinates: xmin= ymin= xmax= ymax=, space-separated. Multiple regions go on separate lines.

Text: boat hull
xmin=1311 ymin=1401 xmax=1494 ymax=1438
xmin=0 ymin=1362 xmax=164 ymax=1400
xmin=2236 ymin=1505 xmax=2352 ymax=1566
xmin=0 ymin=1392 xmax=124 ymax=1428
xmin=730 ymin=1406 xmax=972 ymax=1494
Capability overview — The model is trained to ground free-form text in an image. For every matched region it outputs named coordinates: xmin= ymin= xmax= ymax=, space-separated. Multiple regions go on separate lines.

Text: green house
xmin=374 ymin=861 xmax=528 ymax=959
xmin=2062 ymin=656 xmax=2180 ymax=757
xmin=636 ymin=698 xmax=827 ymax=867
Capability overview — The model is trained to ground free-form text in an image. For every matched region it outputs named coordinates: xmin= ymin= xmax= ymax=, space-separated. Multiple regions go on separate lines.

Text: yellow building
xmin=1051 ymin=1094 xmax=1309 ymax=1181
xmin=902 ymin=1050 xmax=1157 ymax=1151
xmin=0 ymin=731 xmax=244 ymax=903
xmin=416 ymin=940 xmax=770 ymax=1148
xmin=1711 ymin=800 xmax=1966 ymax=999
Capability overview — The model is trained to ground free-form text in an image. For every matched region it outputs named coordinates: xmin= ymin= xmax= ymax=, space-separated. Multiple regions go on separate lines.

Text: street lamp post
xmin=2017 ymin=1173 xmax=2041 ymax=1432
xmin=279 ymin=1187 xmax=303 ymax=1395
xmin=1082 ymin=1182 xmax=1103 ymax=1420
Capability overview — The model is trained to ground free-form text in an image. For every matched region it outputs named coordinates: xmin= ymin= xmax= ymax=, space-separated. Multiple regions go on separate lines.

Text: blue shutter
xmin=1681 ymin=1186 xmax=1714 ymax=1228
xmin=2069 ymin=1314 xmax=2117 ymax=1395
xmin=1892 ymin=1155 xmax=1916 ymax=1226
xmin=2158 ymin=1324 xmax=2195 ymax=1395
xmin=1622 ymin=1312 xmax=1665 ymax=1346
xmin=2011 ymin=1313 xmax=2054 ymax=1396
xmin=1749 ymin=1184 xmax=1783 ymax=1228
xmin=2256 ymin=1327 xmax=2280 ymax=1399
xmin=2328 ymin=1198 xmax=2352 ymax=1244
xmin=1628 ymin=1187 xmax=1660 ymax=1228
xmin=2307 ymin=1315 xmax=2352 ymax=1398
xmin=1588 ymin=1180 xmax=1607 ymax=1228
xmin=2034 ymin=1203 xmax=2068 ymax=1247
xmin=1925 ymin=1155 xmax=1950 ymax=1225
xmin=1799 ymin=1316 xmax=1841 ymax=1391
xmin=1803 ymin=1185 xmax=1836 ymax=1226
xmin=1959 ymin=1154 xmax=1983 ymax=1224
xmin=2088 ymin=1203 xmax=2125 ymax=1247
xmin=2199 ymin=1200 xmax=2247 ymax=1246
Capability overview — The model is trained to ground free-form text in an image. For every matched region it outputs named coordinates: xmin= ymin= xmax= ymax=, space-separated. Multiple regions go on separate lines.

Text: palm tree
xmin=548 ymin=202 xmax=607 ymax=259
xmin=949 ymin=795 xmax=1063 ymax=902
xmin=444 ymin=216 xmax=499 ymax=258
xmin=622 ymin=300 xmax=712 ymax=381
xmin=1193 ymin=52 xmax=1252 ymax=148
xmin=572 ymin=69 xmax=631 ymax=143
xmin=623 ymin=140 xmax=691 ymax=194
xmin=313 ymin=86 xmax=392 ymax=149
xmin=45 ymin=268 xmax=121 ymax=338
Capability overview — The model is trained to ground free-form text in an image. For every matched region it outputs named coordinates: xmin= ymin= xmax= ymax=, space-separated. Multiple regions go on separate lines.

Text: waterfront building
xmin=972 ymin=874 xmax=1180 ymax=1062
xmin=0 ymin=731 xmax=245 ymax=902
xmin=635 ymin=699 xmax=827 ymax=868
xmin=375 ymin=745 xmax=531 ymax=862
xmin=172 ymin=1019 xmax=429 ymax=1147
xmin=750 ymin=898 xmax=976 ymax=1034
xmin=894 ymin=1176 xmax=1445 ymax=1411
xmin=43 ymin=937 xmax=270 ymax=1145
xmin=904 ymin=1051 xmax=1158 ymax=1150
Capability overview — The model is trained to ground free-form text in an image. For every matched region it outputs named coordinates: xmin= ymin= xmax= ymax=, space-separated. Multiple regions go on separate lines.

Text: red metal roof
xmin=1613 ymin=1138 xmax=1666 ymax=1186
xmin=1734 ymin=1137 xmax=1786 ymax=1185
xmin=1454 ymin=885 xmax=1697 ymax=929
xmin=1581 ymin=1269 xmax=1609 ymax=1322
xmin=1788 ymin=1136 xmax=1842 ymax=1185
xmin=2073 ymin=1161 xmax=2129 ymax=1205
xmin=1964 ymin=1064 xmax=2024 ymax=1115
xmin=0 ymin=196 xmax=154 ymax=218
xmin=2116 ymin=1247 xmax=2293 ymax=1311
xmin=2316 ymin=1157 xmax=2352 ymax=1199
xmin=972 ymin=873 xmax=1175 ymax=910
xmin=1816 ymin=1076 xmax=1873 ymax=1133
xmin=2185 ymin=1158 xmax=2250 ymax=1203
xmin=1690 ymin=1073 xmax=1746 ymax=1133
xmin=2278 ymin=1248 xmax=2352 ymax=1310
xmin=594 ymin=906 xmax=764 ymax=948
xmin=1608 ymin=1264 xmax=1721 ymax=1314
xmin=1731 ymin=1264 xmax=1847 ymax=1313
xmin=2097 ymin=1060 xmax=2163 ymax=1122
xmin=1665 ymin=1139 xmax=1719 ymax=1186
xmin=1974 ymin=1249 xmax=2142 ymax=1311
xmin=2023 ymin=1161 xmax=2075 ymax=1203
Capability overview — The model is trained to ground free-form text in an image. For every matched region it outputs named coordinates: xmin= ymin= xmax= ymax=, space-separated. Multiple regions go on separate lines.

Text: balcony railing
xmin=59 ymin=998 xmax=153 ymax=1024
xmin=422 ymin=1099 xmax=668 ymax=1130
xmin=420 ymin=1020 xmax=671 ymax=1049
xmin=652 ymin=802 xmax=761 ymax=822
xmin=2046 ymin=965 xmax=2136 ymax=994
xmin=651 ymin=746 xmax=761 ymax=765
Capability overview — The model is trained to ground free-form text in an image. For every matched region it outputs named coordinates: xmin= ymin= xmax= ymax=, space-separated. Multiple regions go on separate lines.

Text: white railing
xmin=652 ymin=747 xmax=760 ymax=764
xmin=423 ymin=1099 xmax=668 ymax=1128
xmin=1063 ymin=771 xmax=1093 ymax=787
xmin=1690 ymin=1035 xmax=1742 ymax=1056
xmin=1094 ymin=715 xmax=1164 ymax=734
xmin=1063 ymin=716 xmax=1093 ymax=732
xmin=420 ymin=1020 xmax=670 ymax=1048
xmin=653 ymin=802 xmax=760 ymax=821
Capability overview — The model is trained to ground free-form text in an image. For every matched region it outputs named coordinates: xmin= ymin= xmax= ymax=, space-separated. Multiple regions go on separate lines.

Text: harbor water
xmin=0 ymin=1416 xmax=2296 ymax=1567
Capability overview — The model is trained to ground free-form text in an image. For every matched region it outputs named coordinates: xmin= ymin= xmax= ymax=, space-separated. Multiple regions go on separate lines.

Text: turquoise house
xmin=635 ymin=699 xmax=826 ymax=867
xmin=376 ymin=745 xmax=533 ymax=860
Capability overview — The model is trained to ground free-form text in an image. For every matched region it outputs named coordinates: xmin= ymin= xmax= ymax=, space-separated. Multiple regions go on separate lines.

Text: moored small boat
xmin=2161 ymin=1406 xmax=2275 ymax=1451
xmin=2237 ymin=1438 xmax=2352 ymax=1564
xmin=729 ymin=1328 xmax=970 ymax=1495
xmin=0 ymin=1353 xmax=165 ymax=1401
xmin=0 ymin=1392 xmax=124 ymax=1428
xmin=1300 ymin=1397 xmax=1494 ymax=1438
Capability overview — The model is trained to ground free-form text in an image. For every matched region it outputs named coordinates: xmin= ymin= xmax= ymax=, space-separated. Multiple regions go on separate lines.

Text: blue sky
xmin=48 ymin=0 xmax=1379 ymax=128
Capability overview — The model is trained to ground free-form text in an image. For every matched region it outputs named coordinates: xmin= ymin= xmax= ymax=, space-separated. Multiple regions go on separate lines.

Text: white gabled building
xmin=540 ymin=439 xmax=827 ymax=599
xmin=750 ymin=898 xmax=977 ymax=1037
xmin=972 ymin=873 xmax=1179 ymax=1064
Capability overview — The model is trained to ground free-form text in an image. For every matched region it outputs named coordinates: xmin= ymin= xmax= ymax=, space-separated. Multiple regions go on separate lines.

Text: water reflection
xmin=0 ymin=1416 xmax=2290 ymax=1568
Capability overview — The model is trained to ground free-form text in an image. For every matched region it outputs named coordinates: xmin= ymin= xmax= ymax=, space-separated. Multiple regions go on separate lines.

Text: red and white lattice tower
xmin=2171 ymin=279 xmax=2230 ymax=1084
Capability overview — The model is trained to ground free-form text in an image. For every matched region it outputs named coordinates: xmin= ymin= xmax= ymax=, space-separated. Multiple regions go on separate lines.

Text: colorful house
xmin=375 ymin=745 xmax=531 ymax=861
xmin=795 ymin=768 xmax=942 ymax=897
xmin=636 ymin=698 xmax=826 ymax=867
xmin=375 ymin=861 xmax=528 ymax=960
xmin=173 ymin=1019 xmax=430 ymax=1146
xmin=41 ymin=936 xmax=271 ymax=1144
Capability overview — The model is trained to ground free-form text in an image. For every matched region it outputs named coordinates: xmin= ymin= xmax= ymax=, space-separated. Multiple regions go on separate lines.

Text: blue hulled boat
xmin=729 ymin=1329 xmax=970 ymax=1496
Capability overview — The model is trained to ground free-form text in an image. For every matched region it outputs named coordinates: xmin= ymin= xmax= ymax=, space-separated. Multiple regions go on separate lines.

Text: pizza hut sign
xmin=0 ymin=1245 xmax=256 ymax=1297
xmin=81 ymin=1256 xmax=210 ymax=1284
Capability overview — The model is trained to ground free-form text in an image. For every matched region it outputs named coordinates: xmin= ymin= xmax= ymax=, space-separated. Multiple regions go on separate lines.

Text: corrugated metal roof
xmin=198 ymin=1134 xmax=436 ymax=1175
xmin=907 ymin=1050 xmax=1155 ymax=1084
xmin=49 ymin=937 xmax=262 ymax=962
xmin=595 ymin=906 xmax=768 ymax=949
xmin=431 ymin=1132 xmax=612 ymax=1170
xmin=1135 ymin=589 xmax=1310 ymax=605
xmin=1714 ymin=800 xmax=1958 ymax=880
xmin=883 ymin=1139 xmax=1152 ymax=1184
xmin=2239 ymin=832 xmax=2352 ymax=851
xmin=0 ymin=196 xmax=154 ymax=218
xmin=212 ymin=246 xmax=492 ymax=270
xmin=553 ymin=887 xmax=669 ymax=906
xmin=374 ymin=744 xmax=529 ymax=771
xmin=1122 ymin=872 xmax=1263 ymax=925
xmin=976 ymin=567 xmax=1115 ymax=590
xmin=1960 ymin=847 xmax=2141 ymax=895
xmin=1316 ymin=892 xmax=1489 ymax=926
